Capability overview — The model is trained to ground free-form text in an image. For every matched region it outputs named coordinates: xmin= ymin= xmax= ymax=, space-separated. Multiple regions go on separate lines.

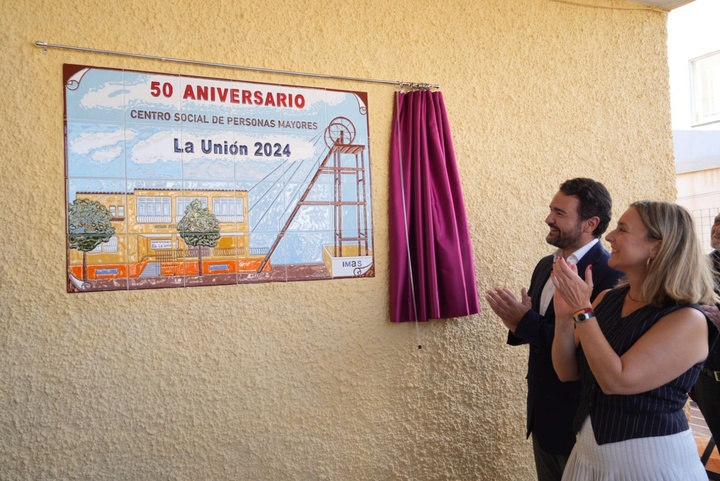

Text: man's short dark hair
xmin=559 ymin=178 xmax=612 ymax=237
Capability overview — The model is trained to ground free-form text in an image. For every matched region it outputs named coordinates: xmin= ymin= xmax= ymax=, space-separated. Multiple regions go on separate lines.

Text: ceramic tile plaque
xmin=64 ymin=64 xmax=374 ymax=293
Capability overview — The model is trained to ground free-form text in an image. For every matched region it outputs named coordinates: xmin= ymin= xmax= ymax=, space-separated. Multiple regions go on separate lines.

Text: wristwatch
xmin=572 ymin=307 xmax=595 ymax=324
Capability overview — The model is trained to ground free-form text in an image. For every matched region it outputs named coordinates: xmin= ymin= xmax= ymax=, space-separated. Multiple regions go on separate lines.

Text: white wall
xmin=668 ymin=0 xmax=720 ymax=132
xmin=670 ymin=0 xmax=720 ymax=248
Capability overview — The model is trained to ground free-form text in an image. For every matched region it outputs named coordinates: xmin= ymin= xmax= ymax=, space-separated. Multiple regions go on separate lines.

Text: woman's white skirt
xmin=561 ymin=417 xmax=707 ymax=481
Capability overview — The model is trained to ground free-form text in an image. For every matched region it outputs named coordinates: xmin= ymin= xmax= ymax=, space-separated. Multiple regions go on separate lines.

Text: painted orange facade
xmin=67 ymin=189 xmax=271 ymax=282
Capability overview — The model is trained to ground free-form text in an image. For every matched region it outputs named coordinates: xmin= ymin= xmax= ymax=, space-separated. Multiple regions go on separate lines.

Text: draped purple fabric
xmin=389 ymin=90 xmax=481 ymax=323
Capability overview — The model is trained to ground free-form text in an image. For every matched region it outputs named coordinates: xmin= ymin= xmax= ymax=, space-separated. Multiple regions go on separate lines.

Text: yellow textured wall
xmin=0 ymin=0 xmax=676 ymax=479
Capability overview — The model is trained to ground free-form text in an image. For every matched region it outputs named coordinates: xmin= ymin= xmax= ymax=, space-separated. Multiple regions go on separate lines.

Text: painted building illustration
xmin=68 ymin=189 xmax=258 ymax=288
xmin=64 ymin=65 xmax=374 ymax=292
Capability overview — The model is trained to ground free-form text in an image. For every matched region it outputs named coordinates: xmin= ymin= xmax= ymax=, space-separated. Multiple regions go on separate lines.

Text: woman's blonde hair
xmin=617 ymin=201 xmax=717 ymax=307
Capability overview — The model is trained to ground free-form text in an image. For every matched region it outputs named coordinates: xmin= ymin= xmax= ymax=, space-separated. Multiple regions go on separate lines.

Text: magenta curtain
xmin=389 ymin=90 xmax=480 ymax=323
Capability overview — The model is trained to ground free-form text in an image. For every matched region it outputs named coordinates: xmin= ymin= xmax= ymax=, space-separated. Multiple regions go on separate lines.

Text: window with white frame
xmin=691 ymin=50 xmax=720 ymax=126
xmin=137 ymin=196 xmax=171 ymax=223
xmin=213 ymin=197 xmax=245 ymax=223
xmin=88 ymin=235 xmax=118 ymax=254
xmin=104 ymin=235 xmax=119 ymax=253
xmin=176 ymin=197 xmax=208 ymax=222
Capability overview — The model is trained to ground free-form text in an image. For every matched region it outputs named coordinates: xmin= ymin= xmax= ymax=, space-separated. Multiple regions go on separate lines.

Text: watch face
xmin=574 ymin=310 xmax=594 ymax=322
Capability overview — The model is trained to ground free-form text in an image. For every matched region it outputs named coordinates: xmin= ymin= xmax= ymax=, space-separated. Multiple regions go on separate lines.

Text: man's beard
xmin=546 ymin=224 xmax=583 ymax=250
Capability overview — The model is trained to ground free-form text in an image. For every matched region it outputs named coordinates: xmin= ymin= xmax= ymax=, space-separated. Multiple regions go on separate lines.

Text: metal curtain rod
xmin=35 ymin=41 xmax=439 ymax=90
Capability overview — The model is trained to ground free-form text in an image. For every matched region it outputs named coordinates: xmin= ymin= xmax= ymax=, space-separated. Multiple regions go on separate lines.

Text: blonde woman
xmin=551 ymin=201 xmax=718 ymax=480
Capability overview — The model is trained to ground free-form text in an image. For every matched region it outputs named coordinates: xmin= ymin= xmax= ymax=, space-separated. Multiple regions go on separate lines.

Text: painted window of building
xmin=691 ymin=50 xmax=720 ymax=126
xmin=213 ymin=197 xmax=245 ymax=223
xmin=137 ymin=196 xmax=171 ymax=223
xmin=104 ymin=235 xmax=119 ymax=253
xmin=89 ymin=235 xmax=118 ymax=254
xmin=176 ymin=197 xmax=208 ymax=222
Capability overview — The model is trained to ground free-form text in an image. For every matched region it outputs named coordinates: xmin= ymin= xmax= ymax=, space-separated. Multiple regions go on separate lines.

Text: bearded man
xmin=486 ymin=178 xmax=622 ymax=481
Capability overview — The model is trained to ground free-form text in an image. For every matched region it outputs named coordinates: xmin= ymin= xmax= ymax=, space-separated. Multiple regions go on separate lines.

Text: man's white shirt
xmin=538 ymin=238 xmax=599 ymax=316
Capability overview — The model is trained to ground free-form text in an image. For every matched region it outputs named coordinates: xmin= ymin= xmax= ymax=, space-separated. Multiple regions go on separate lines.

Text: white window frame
xmin=691 ymin=50 xmax=720 ymax=127
xmin=213 ymin=197 xmax=245 ymax=223
xmin=176 ymin=197 xmax=208 ymax=223
xmin=88 ymin=235 xmax=118 ymax=254
xmin=137 ymin=196 xmax=171 ymax=223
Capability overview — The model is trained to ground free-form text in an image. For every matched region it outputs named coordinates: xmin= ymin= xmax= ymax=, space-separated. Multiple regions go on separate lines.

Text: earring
xmin=646 ymin=257 xmax=652 ymax=270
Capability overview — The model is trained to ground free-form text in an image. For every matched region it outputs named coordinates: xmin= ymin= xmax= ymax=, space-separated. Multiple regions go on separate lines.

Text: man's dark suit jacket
xmin=508 ymin=241 xmax=622 ymax=456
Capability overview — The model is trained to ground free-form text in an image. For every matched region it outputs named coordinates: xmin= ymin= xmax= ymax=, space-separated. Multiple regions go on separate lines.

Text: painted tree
xmin=177 ymin=199 xmax=220 ymax=276
xmin=68 ymin=198 xmax=116 ymax=281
